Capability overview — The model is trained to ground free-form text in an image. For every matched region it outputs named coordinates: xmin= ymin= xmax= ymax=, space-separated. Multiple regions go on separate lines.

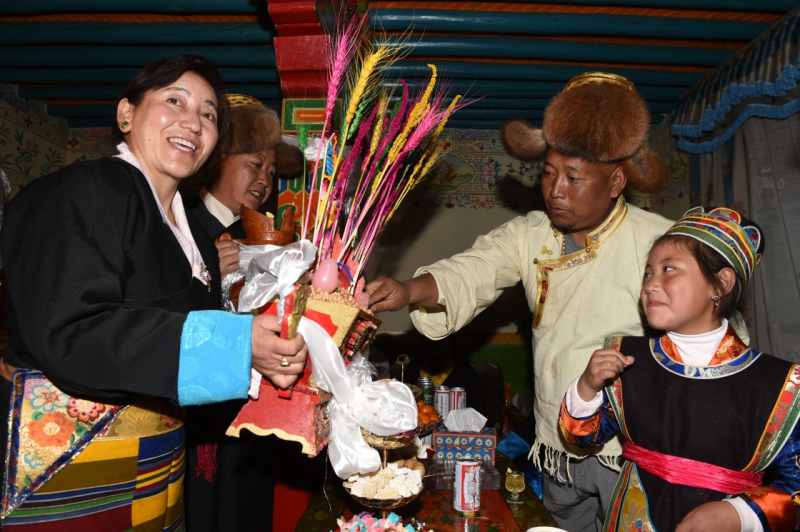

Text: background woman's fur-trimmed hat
xmin=221 ymin=93 xmax=304 ymax=178
xmin=501 ymin=72 xmax=668 ymax=193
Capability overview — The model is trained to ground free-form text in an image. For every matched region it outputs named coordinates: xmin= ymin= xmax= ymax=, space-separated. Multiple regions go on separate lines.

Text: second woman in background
xmin=184 ymin=94 xmax=303 ymax=532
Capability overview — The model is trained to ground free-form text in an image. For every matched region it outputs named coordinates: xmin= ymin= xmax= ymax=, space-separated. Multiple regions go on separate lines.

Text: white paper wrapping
xmin=220 ymin=239 xmax=316 ymax=398
xmin=235 ymin=239 xmax=316 ymax=313
xmin=297 ymin=317 xmax=416 ymax=479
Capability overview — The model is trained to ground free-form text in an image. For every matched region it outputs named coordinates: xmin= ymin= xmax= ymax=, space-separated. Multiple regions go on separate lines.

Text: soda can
xmin=450 ymin=386 xmax=466 ymax=411
xmin=434 ymin=385 xmax=450 ymax=419
xmin=453 ymin=460 xmax=481 ymax=515
xmin=418 ymin=376 xmax=434 ymax=405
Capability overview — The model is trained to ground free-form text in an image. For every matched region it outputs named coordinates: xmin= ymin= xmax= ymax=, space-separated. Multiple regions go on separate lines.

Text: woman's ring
xmin=280 ymin=357 xmax=290 ymax=368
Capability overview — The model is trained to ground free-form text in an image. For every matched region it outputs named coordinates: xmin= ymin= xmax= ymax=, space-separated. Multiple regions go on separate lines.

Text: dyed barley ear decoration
xmin=300 ymin=12 xmax=470 ymax=290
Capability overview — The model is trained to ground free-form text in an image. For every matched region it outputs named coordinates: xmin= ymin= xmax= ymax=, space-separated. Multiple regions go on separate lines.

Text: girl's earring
xmin=120 ymin=120 xmax=130 ymax=132
xmin=711 ymin=295 xmax=720 ymax=307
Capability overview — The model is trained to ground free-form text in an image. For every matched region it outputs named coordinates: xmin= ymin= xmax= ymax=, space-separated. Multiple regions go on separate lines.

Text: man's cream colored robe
xmin=410 ymin=197 xmax=672 ymax=480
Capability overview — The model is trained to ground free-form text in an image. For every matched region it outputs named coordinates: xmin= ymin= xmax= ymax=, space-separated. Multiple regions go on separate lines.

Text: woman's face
xmin=641 ymin=240 xmax=719 ymax=335
xmin=219 ymin=150 xmax=276 ymax=214
xmin=118 ymin=71 xmax=219 ymax=185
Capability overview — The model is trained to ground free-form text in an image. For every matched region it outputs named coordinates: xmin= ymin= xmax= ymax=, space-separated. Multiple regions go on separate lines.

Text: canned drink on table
xmin=450 ymin=386 xmax=466 ymax=410
xmin=434 ymin=385 xmax=450 ymax=418
xmin=418 ymin=376 xmax=434 ymax=405
xmin=454 ymin=460 xmax=481 ymax=515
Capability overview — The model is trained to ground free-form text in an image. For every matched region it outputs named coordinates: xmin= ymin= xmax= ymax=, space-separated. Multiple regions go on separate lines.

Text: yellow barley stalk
xmin=432 ymin=94 xmax=462 ymax=140
xmin=385 ymin=65 xmax=437 ymax=166
xmin=332 ymin=46 xmax=393 ymax=179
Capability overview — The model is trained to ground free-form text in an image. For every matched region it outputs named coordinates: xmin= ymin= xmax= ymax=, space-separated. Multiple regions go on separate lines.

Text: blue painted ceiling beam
xmin=0 ymin=0 xmax=258 ymax=14
xmin=0 ymin=23 xmax=273 ymax=45
xmin=388 ymin=35 xmax=734 ymax=66
xmin=0 ymin=45 xmax=276 ymax=67
xmin=1 ymin=0 xmax=793 ymax=14
xmin=493 ymin=0 xmax=796 ymax=11
xmin=18 ymin=84 xmax=282 ymax=100
xmin=47 ymin=101 xmax=280 ymax=118
xmin=370 ymin=10 xmax=769 ymax=41
xmin=452 ymin=104 xmax=675 ymax=119
xmin=386 ymin=61 xmax=704 ymax=86
xmin=380 ymin=80 xmax=689 ymax=101
xmin=0 ymin=67 xmax=278 ymax=83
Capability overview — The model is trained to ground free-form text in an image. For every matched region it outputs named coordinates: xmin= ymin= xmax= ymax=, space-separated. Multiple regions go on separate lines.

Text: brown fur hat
xmin=544 ymin=73 xmax=648 ymax=162
xmin=501 ymin=72 xmax=668 ymax=193
xmin=220 ymin=94 xmax=303 ymax=178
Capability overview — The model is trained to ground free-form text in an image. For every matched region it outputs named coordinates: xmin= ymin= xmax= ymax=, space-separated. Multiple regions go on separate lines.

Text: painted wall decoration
xmin=0 ymin=92 xmax=67 ymax=197
xmin=417 ymin=126 xmax=689 ymax=218
xmin=0 ymin=86 xmax=116 ymax=199
xmin=423 ymin=129 xmax=542 ymax=210
xmin=64 ymin=128 xmax=116 ymax=166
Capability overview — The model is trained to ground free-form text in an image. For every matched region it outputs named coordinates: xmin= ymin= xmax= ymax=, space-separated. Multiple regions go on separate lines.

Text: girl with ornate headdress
xmin=560 ymin=207 xmax=800 ymax=531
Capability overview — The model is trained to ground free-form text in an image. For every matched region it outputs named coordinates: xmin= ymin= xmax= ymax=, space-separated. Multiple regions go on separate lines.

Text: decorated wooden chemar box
xmin=225 ymin=207 xmax=379 ymax=456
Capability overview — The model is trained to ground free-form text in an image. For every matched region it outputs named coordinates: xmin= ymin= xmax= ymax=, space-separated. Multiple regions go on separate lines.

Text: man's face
xmin=541 ymin=150 xmax=626 ymax=236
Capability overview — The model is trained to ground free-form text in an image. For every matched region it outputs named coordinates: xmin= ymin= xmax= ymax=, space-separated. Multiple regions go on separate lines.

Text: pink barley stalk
xmin=303 ymin=14 xmax=365 ymax=240
xmin=323 ymin=105 xmax=377 ymax=260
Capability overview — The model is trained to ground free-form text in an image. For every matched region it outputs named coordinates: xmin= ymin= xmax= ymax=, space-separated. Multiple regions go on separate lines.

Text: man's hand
xmin=577 ymin=348 xmax=633 ymax=401
xmin=366 ymin=273 xmax=441 ymax=313
xmin=215 ymin=233 xmax=240 ymax=278
xmin=366 ymin=276 xmax=410 ymax=313
xmin=250 ymin=313 xmax=307 ymax=389
xmin=676 ymin=501 xmax=741 ymax=532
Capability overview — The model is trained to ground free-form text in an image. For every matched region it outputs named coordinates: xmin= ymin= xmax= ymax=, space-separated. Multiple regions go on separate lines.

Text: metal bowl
xmin=343 ymin=484 xmax=421 ymax=511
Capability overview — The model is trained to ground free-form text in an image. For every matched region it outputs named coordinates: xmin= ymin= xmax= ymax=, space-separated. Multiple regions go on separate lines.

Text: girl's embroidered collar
xmin=651 ymin=328 xmax=759 ymax=380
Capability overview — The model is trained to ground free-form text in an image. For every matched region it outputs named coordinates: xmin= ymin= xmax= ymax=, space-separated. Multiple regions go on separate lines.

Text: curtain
xmin=694 ymin=115 xmax=800 ymax=359
xmin=672 ymin=8 xmax=800 ymax=155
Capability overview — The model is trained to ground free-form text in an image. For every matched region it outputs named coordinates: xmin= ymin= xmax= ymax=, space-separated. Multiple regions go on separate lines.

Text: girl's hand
xmin=577 ymin=348 xmax=633 ymax=401
xmin=676 ymin=501 xmax=740 ymax=532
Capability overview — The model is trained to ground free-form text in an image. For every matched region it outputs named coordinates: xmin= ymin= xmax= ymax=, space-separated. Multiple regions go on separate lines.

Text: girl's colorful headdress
xmin=665 ymin=206 xmax=762 ymax=281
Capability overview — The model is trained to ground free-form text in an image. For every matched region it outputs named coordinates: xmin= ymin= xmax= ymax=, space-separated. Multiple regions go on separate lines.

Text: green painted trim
xmin=0 ymin=67 xmax=278 ymax=84
xmin=19 ymin=84 xmax=281 ymax=100
xmin=0 ymin=45 xmax=275 ymax=67
xmin=380 ymin=79 xmax=692 ymax=99
xmin=385 ymin=62 xmax=702 ymax=86
xmin=47 ymin=101 xmax=280 ymax=118
xmin=0 ymin=0 xmax=258 ymax=14
xmin=281 ymin=98 xmax=339 ymax=133
xmin=370 ymin=10 xmax=771 ymax=41
xmin=0 ymin=23 xmax=273 ymax=45
xmin=453 ymin=103 xmax=675 ymax=119
xmin=386 ymin=36 xmax=732 ymax=67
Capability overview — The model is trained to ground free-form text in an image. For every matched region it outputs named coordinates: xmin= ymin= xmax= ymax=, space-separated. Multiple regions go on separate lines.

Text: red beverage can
xmin=449 ymin=386 xmax=466 ymax=410
xmin=453 ymin=460 xmax=481 ymax=515
xmin=434 ymin=385 xmax=450 ymax=419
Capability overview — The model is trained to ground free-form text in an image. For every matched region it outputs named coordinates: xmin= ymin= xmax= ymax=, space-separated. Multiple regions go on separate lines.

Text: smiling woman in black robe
xmin=0 ymin=55 xmax=308 ymax=531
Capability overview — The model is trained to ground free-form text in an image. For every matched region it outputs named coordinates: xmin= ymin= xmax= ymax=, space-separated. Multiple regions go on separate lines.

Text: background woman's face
xmin=119 ymin=71 xmax=219 ymax=184
xmin=220 ymin=149 xmax=276 ymax=213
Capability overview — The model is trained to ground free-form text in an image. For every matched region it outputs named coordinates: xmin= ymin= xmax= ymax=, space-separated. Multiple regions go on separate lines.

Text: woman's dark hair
xmin=651 ymin=216 xmax=764 ymax=320
xmin=113 ymin=55 xmax=229 ymax=144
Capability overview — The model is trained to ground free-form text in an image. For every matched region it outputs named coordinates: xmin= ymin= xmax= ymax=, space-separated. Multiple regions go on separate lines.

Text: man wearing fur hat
xmin=367 ymin=73 xmax=672 ymax=531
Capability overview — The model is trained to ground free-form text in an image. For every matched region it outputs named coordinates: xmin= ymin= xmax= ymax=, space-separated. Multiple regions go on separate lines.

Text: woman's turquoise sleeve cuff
xmin=177 ymin=310 xmax=253 ymax=406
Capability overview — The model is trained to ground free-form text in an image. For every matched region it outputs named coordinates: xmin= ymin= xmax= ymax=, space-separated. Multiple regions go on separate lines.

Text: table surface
xmin=297 ymin=479 xmax=557 ymax=531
